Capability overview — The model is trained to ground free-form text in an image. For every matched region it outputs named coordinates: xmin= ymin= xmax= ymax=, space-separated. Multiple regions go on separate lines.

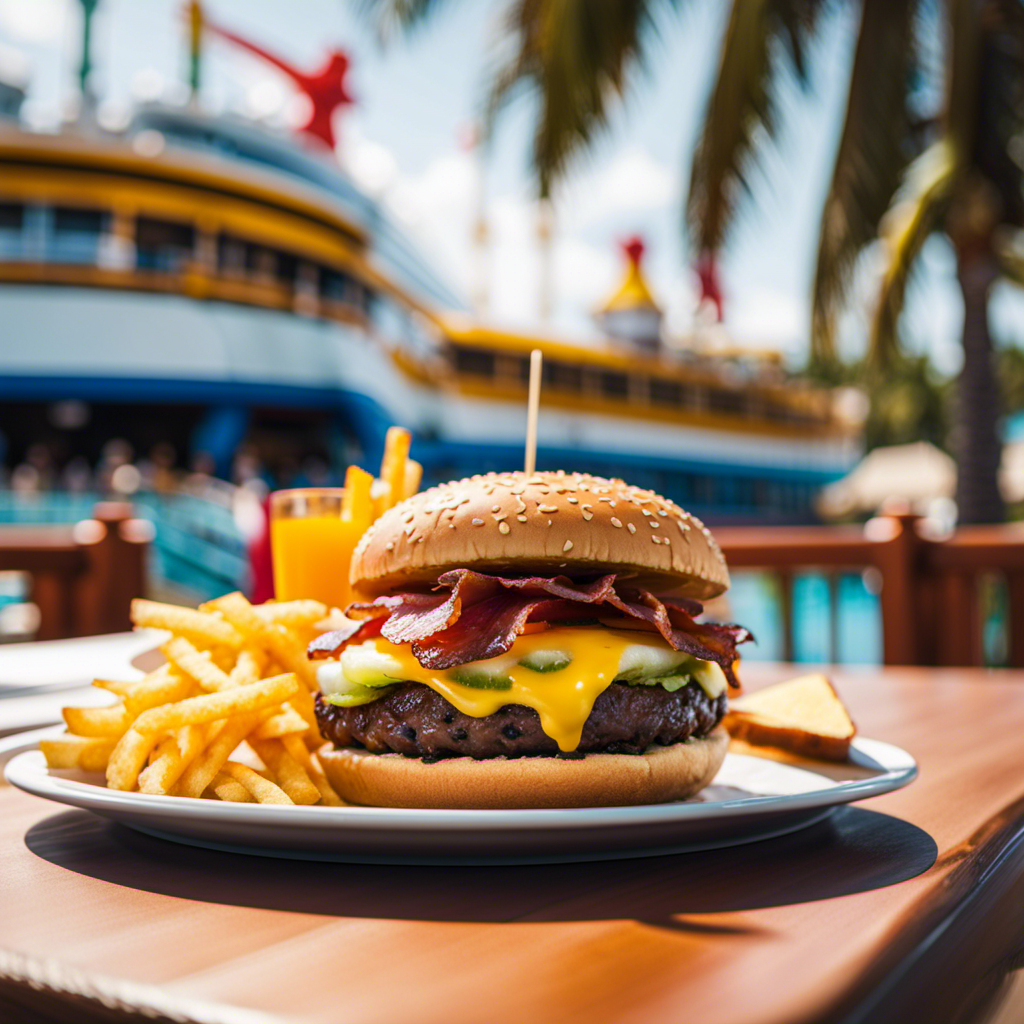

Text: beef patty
xmin=315 ymin=681 xmax=727 ymax=761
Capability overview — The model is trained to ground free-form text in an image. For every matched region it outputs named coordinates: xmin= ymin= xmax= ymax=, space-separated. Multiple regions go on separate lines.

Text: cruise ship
xmin=0 ymin=26 xmax=860 ymax=534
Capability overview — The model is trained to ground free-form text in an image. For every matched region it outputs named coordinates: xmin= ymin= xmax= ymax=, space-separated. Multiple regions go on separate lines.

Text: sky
xmin=1 ymin=0 xmax=1021 ymax=375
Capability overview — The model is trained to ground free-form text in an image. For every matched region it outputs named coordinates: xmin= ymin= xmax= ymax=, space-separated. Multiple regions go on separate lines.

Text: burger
xmin=309 ymin=471 xmax=751 ymax=809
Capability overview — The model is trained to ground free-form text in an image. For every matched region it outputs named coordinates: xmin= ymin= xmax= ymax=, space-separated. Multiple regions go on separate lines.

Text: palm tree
xmin=364 ymin=0 xmax=1024 ymax=522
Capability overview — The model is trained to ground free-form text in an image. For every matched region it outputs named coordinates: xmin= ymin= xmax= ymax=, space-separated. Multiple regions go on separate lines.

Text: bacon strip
xmin=311 ymin=570 xmax=751 ymax=686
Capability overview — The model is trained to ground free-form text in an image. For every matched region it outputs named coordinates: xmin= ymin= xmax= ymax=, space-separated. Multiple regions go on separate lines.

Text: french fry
xmin=208 ymin=771 xmax=253 ymax=802
xmin=254 ymin=600 xmax=329 ymax=628
xmin=222 ymin=761 xmax=293 ymax=805
xmin=341 ymin=464 xmax=375 ymax=531
xmin=106 ymin=728 xmax=157 ymax=791
xmin=281 ymin=734 xmax=344 ymax=806
xmin=131 ymin=598 xmax=244 ymax=648
xmin=92 ymin=679 xmax=136 ymax=697
xmin=62 ymin=703 xmax=132 ymax=738
xmin=251 ymin=707 xmax=309 ymax=739
xmin=175 ymin=707 xmax=275 ymax=799
xmin=138 ymin=738 xmax=181 ymax=794
xmin=123 ymin=668 xmax=194 ymax=716
xmin=132 ymin=673 xmax=300 ymax=737
xmin=402 ymin=458 xmax=423 ymax=501
xmin=249 ymin=738 xmax=320 ymax=805
xmin=216 ymin=592 xmax=318 ymax=691
xmin=40 ymin=734 xmax=116 ymax=772
xmin=379 ymin=426 xmax=411 ymax=513
xmin=228 ymin=647 xmax=267 ymax=687
xmin=177 ymin=724 xmax=206 ymax=762
xmin=162 ymin=636 xmax=233 ymax=693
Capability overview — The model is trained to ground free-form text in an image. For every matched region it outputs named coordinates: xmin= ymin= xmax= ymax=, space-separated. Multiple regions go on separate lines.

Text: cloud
xmin=0 ymin=0 xmax=69 ymax=44
xmin=725 ymin=285 xmax=809 ymax=358
xmin=562 ymin=145 xmax=678 ymax=228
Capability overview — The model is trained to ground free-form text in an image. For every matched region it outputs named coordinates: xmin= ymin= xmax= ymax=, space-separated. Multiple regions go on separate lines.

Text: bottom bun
xmin=318 ymin=727 xmax=729 ymax=809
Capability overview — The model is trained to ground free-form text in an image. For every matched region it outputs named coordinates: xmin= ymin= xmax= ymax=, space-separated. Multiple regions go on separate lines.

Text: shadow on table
xmin=25 ymin=806 xmax=937 ymax=931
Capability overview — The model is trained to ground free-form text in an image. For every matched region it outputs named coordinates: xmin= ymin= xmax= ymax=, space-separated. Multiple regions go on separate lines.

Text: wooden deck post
xmin=867 ymin=510 xmax=922 ymax=665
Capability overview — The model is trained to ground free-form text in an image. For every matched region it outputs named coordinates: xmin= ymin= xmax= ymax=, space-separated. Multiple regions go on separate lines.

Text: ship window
xmin=217 ymin=232 xmax=247 ymax=274
xmin=53 ymin=207 xmax=107 ymax=236
xmin=136 ymin=217 xmax=194 ymax=272
xmin=0 ymin=203 xmax=24 ymax=230
xmin=707 ymin=388 xmax=744 ymax=415
xmin=275 ymin=250 xmax=298 ymax=286
xmin=546 ymin=361 xmax=583 ymax=392
xmin=600 ymin=371 xmax=628 ymax=399
xmin=650 ymin=378 xmax=682 ymax=406
xmin=454 ymin=347 xmax=495 ymax=378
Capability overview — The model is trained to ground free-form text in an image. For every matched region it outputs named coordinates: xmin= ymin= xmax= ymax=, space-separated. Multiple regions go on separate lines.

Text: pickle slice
xmin=448 ymin=667 xmax=513 ymax=690
xmin=517 ymin=650 xmax=572 ymax=673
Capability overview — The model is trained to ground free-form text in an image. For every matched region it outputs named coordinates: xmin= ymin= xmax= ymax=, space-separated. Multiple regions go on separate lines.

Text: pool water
xmin=727 ymin=571 xmax=883 ymax=665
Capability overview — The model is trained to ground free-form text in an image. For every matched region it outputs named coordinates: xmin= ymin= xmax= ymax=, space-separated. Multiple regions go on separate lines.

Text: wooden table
xmin=2 ymin=663 xmax=1024 ymax=1024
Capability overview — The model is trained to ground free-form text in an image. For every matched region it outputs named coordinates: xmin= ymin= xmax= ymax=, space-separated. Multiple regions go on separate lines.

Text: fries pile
xmin=41 ymin=593 xmax=343 ymax=806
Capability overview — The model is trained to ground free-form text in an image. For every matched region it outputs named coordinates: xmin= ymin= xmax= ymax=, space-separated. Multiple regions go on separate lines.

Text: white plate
xmin=3 ymin=726 xmax=916 ymax=864
xmin=0 ymin=631 xmax=167 ymax=697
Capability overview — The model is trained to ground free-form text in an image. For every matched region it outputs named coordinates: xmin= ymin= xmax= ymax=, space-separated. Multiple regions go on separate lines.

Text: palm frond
xmin=995 ymin=229 xmax=1024 ymax=287
xmin=357 ymin=0 xmax=453 ymax=41
xmin=486 ymin=0 xmax=668 ymax=197
xmin=685 ymin=0 xmax=823 ymax=254
xmin=870 ymin=139 xmax=958 ymax=364
xmin=810 ymin=0 xmax=919 ymax=361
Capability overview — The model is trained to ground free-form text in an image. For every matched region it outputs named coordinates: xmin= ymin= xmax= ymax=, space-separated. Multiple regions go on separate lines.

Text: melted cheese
xmin=348 ymin=628 xmax=670 ymax=753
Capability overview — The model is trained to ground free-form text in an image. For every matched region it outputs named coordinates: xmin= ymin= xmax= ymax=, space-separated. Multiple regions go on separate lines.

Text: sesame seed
xmin=538 ymin=504 xmax=558 ymax=513
xmin=627 ymin=523 xmax=637 ymax=534
xmin=416 ymin=536 xmax=424 ymax=543
xmin=611 ymin=517 xmax=623 ymax=528
xmin=563 ymin=540 xmax=574 ymax=552
xmin=650 ymin=520 xmax=660 ymax=528
xmin=663 ymin=537 xmax=670 ymax=545
xmin=677 ymin=519 xmax=690 ymax=532
xmin=517 ymin=514 xmax=528 ymax=522
xmin=493 ymin=512 xmax=508 ymax=521
xmin=581 ymin=508 xmax=593 ymax=521
xmin=547 ymin=519 xmax=553 ymax=527
xmin=492 ymin=505 xmax=501 ymax=513
xmin=471 ymin=517 xmax=484 ymax=526
xmin=449 ymin=524 xmax=456 ymax=529
xmin=651 ymin=536 xmax=660 ymax=544
xmin=567 ymin=496 xmax=578 ymax=504
xmin=385 ymin=542 xmax=394 ymax=551
xmin=498 ymin=521 xmax=511 ymax=535
xmin=641 ymin=509 xmax=651 ymax=516
xmin=658 ymin=509 xmax=668 ymax=516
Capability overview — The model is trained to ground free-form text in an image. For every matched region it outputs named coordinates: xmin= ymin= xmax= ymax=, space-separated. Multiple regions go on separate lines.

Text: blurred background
xmin=1 ymin=0 xmax=1023 ymax=664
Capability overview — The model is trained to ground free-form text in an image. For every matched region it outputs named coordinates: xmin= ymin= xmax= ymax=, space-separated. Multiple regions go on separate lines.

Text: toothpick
xmin=524 ymin=348 xmax=543 ymax=475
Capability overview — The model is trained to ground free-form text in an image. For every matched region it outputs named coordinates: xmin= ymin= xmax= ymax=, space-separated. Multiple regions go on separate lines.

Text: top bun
xmin=350 ymin=471 xmax=729 ymax=600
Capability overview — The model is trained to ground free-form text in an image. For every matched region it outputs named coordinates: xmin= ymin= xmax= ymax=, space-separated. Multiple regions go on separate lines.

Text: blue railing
xmin=0 ymin=490 xmax=249 ymax=602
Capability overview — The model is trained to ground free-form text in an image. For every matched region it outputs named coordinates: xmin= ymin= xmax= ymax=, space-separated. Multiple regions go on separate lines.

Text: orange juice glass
xmin=270 ymin=488 xmax=365 ymax=610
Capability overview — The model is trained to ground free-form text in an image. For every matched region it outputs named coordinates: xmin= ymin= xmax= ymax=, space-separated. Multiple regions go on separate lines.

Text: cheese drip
xmin=333 ymin=628 xmax=687 ymax=753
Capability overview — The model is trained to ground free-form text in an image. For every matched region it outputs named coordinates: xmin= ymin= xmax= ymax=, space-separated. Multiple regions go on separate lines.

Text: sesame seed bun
xmin=349 ymin=471 xmax=729 ymax=600
xmin=317 ymin=728 xmax=729 ymax=809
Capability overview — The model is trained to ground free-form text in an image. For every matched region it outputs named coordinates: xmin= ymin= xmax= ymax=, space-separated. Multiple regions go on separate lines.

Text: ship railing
xmin=714 ymin=510 xmax=1024 ymax=667
xmin=0 ymin=502 xmax=150 ymax=641
xmin=0 ymin=488 xmax=248 ymax=632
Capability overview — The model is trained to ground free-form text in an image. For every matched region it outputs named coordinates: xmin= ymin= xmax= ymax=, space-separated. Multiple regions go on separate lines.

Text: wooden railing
xmin=716 ymin=511 xmax=1024 ymax=667
xmin=0 ymin=503 xmax=152 ymax=641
